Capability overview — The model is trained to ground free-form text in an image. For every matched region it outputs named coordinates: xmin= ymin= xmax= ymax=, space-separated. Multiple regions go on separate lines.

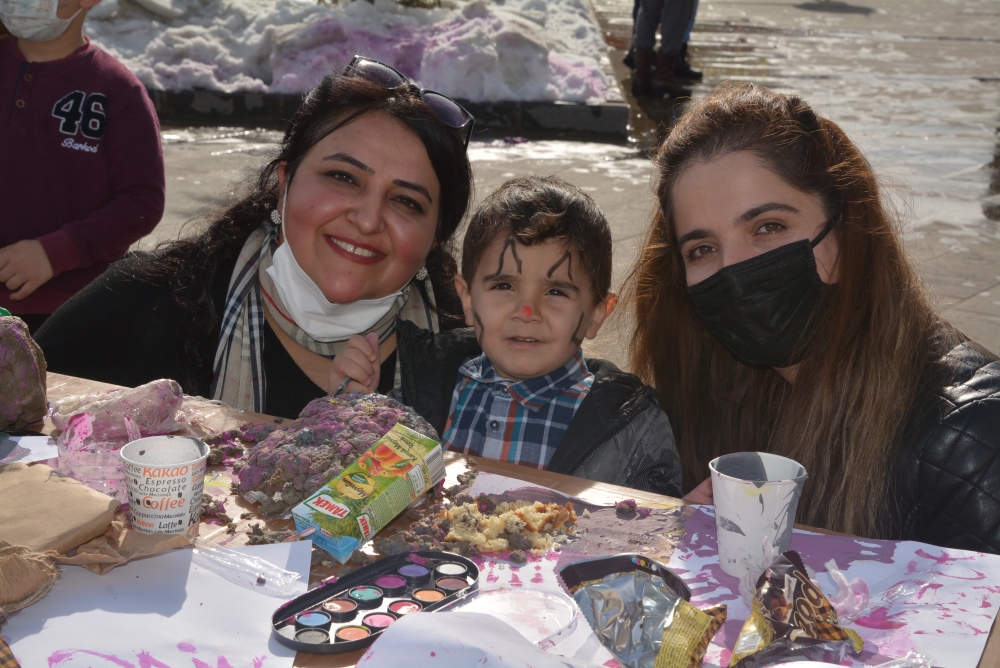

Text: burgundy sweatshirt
xmin=0 ymin=37 xmax=165 ymax=314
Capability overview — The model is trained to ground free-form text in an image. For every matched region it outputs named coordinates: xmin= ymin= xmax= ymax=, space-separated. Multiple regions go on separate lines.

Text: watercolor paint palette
xmin=271 ymin=550 xmax=480 ymax=653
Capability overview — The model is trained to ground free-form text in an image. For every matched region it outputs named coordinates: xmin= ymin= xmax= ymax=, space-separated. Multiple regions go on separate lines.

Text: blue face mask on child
xmin=0 ymin=0 xmax=81 ymax=42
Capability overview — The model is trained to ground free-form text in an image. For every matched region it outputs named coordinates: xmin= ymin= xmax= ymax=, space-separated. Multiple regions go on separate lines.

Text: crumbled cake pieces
xmin=444 ymin=498 xmax=577 ymax=553
xmin=374 ymin=493 xmax=577 ymax=557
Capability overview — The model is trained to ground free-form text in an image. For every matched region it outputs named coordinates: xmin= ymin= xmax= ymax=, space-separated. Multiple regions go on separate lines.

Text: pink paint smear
xmin=855 ymin=607 xmax=910 ymax=630
xmin=50 ymin=650 xmax=135 ymax=668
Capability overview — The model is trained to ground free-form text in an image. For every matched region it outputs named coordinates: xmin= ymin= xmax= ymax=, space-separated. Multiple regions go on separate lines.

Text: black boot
xmin=631 ymin=47 xmax=654 ymax=97
xmin=653 ymin=52 xmax=692 ymax=97
xmin=623 ymin=46 xmax=635 ymax=70
xmin=674 ymin=43 xmax=703 ymax=81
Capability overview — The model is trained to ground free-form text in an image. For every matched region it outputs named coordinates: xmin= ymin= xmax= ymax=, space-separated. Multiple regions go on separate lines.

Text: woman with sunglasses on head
xmin=36 ymin=60 xmax=476 ymax=418
xmin=623 ymin=83 xmax=1000 ymax=553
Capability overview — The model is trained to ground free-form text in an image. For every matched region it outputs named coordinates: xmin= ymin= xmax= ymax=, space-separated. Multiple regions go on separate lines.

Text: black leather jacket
xmin=889 ymin=342 xmax=1000 ymax=553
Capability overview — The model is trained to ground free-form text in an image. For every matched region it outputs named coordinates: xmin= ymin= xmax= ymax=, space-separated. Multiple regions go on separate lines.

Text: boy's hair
xmin=461 ymin=175 xmax=613 ymax=302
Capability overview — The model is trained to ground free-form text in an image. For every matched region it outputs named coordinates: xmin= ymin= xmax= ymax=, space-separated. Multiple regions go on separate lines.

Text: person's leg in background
xmin=623 ymin=0 xmax=641 ymax=69
xmin=675 ymin=0 xmax=702 ymax=81
xmin=652 ymin=0 xmax=695 ymax=96
xmin=631 ymin=0 xmax=665 ymax=96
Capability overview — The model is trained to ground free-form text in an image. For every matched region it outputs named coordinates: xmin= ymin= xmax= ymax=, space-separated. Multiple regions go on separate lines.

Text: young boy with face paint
xmin=390 ymin=176 xmax=682 ymax=496
xmin=0 ymin=0 xmax=164 ymax=332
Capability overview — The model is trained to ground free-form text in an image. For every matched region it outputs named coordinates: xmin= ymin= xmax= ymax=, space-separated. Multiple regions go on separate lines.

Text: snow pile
xmin=85 ymin=0 xmax=612 ymax=102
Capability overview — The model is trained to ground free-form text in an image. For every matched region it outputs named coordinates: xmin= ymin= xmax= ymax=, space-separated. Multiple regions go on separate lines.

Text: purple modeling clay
xmin=237 ymin=394 xmax=438 ymax=518
xmin=0 ymin=315 xmax=46 ymax=430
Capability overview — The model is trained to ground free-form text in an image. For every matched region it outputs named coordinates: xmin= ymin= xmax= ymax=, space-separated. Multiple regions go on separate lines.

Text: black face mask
xmin=686 ymin=222 xmax=835 ymax=368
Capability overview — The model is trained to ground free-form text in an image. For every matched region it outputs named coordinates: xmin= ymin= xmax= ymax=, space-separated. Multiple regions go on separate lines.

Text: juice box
xmin=292 ymin=423 xmax=445 ymax=563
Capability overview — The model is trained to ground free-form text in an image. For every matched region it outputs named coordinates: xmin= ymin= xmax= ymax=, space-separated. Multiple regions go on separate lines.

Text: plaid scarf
xmin=0 ymin=635 xmax=19 ymax=668
xmin=210 ymin=221 xmax=438 ymax=411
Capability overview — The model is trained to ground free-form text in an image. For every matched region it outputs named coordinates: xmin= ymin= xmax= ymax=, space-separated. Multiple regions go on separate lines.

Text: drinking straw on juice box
xmin=292 ymin=424 xmax=445 ymax=563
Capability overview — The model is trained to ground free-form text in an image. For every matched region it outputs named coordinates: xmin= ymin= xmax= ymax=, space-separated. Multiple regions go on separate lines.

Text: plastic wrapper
xmin=190 ymin=537 xmax=301 ymax=598
xmin=570 ymin=561 xmax=725 ymax=668
xmin=730 ymin=636 xmax=851 ymax=667
xmin=56 ymin=412 xmax=131 ymax=503
xmin=51 ymin=381 xmax=229 ymax=504
xmin=875 ymin=651 xmax=934 ymax=668
xmin=729 ymin=550 xmax=863 ymax=668
xmin=738 ymin=536 xmax=778 ymax=607
xmin=50 ymin=378 xmax=186 ymax=437
xmin=655 ymin=598 xmax=727 ymax=668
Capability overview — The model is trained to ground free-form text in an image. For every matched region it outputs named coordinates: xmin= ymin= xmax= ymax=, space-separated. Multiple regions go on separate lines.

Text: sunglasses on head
xmin=347 ymin=56 xmax=475 ymax=150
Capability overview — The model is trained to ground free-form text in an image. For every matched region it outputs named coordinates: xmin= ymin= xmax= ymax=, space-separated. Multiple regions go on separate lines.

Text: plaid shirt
xmin=442 ymin=351 xmax=594 ymax=469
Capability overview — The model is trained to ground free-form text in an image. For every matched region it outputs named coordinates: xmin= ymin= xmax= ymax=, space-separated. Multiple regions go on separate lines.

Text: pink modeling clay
xmin=826 ymin=558 xmax=872 ymax=622
xmin=50 ymin=378 xmax=185 ymax=438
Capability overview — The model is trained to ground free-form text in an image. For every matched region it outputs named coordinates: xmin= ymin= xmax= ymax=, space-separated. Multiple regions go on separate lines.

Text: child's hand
xmin=328 ymin=332 xmax=381 ymax=395
xmin=0 ymin=240 xmax=54 ymax=300
xmin=683 ymin=477 xmax=714 ymax=505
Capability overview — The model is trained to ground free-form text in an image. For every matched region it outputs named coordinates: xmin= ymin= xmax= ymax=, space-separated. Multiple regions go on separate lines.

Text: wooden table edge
xmin=34 ymin=372 xmax=1000 ymax=667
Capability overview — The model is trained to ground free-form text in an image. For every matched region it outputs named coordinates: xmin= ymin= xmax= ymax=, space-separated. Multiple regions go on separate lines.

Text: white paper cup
xmin=709 ymin=452 xmax=807 ymax=578
xmin=120 ymin=435 xmax=209 ymax=536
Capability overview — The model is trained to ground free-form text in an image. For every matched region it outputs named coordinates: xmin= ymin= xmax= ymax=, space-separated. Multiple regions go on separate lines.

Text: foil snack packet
xmin=567 ymin=556 xmax=725 ymax=668
xmin=730 ymin=550 xmax=864 ymax=668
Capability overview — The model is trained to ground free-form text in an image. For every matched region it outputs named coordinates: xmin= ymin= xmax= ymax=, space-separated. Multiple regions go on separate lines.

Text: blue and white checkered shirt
xmin=441 ymin=351 xmax=594 ymax=469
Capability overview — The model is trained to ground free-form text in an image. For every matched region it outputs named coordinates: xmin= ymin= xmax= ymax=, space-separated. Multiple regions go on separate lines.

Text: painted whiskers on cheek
xmin=570 ymin=313 xmax=586 ymax=346
xmin=473 ymin=311 xmax=485 ymax=346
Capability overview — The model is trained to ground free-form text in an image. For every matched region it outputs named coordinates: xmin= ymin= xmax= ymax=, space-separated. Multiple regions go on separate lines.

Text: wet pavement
xmin=150 ymin=0 xmax=1000 ymax=360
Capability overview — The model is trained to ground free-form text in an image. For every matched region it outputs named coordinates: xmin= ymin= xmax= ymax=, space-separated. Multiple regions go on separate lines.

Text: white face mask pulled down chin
xmin=0 ymin=0 xmax=81 ymax=42
xmin=265 ymin=187 xmax=402 ymax=343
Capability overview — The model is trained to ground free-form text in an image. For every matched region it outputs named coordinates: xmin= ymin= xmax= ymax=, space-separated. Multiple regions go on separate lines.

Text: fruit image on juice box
xmin=292 ymin=424 xmax=445 ymax=563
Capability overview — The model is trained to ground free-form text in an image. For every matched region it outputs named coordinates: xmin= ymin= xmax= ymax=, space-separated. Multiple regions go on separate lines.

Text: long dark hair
xmin=622 ymin=83 xmax=958 ymax=537
xmin=150 ymin=73 xmax=473 ymax=392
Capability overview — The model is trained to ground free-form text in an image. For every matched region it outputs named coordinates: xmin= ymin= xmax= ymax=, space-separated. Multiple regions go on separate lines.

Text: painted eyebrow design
xmin=484 ymin=240 xmax=522 ymax=281
xmin=547 ymin=251 xmax=573 ymax=280
xmin=676 ymin=202 xmax=802 ymax=248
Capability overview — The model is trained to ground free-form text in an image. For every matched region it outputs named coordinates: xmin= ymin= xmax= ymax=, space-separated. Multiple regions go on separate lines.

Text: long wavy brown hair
xmin=623 ymin=83 xmax=958 ymax=537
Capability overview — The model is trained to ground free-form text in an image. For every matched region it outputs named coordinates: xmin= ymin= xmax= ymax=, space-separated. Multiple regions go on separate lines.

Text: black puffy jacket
xmin=391 ymin=320 xmax=683 ymax=497
xmin=889 ymin=341 xmax=1000 ymax=553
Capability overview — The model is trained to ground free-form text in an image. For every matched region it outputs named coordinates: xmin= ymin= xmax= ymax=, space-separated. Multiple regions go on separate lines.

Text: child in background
xmin=390 ymin=176 xmax=682 ymax=496
xmin=0 ymin=0 xmax=164 ymax=333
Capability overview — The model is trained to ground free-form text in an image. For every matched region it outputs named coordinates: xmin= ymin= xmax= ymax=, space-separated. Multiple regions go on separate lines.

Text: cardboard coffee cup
xmin=709 ymin=452 xmax=807 ymax=578
xmin=120 ymin=436 xmax=209 ymax=536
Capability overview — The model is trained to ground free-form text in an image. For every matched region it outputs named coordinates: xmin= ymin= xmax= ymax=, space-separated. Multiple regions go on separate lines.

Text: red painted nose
xmin=521 ymin=305 xmax=533 ymax=318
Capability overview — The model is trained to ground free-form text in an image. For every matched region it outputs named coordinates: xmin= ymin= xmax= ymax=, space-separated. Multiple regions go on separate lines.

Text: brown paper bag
xmin=55 ymin=521 xmax=191 ymax=574
xmin=0 ymin=462 xmax=118 ymax=554
xmin=0 ymin=541 xmax=61 ymax=620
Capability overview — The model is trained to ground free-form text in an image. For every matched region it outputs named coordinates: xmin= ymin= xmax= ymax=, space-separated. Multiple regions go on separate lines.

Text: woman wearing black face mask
xmin=622 ymin=83 xmax=1000 ymax=553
